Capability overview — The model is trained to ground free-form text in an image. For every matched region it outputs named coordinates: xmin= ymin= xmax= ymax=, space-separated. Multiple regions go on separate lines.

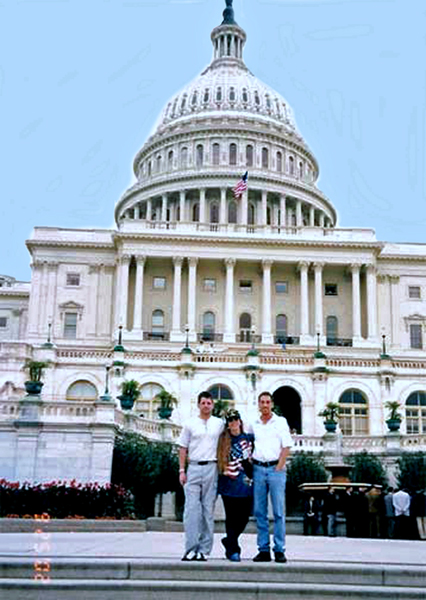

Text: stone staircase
xmin=1 ymin=557 xmax=426 ymax=599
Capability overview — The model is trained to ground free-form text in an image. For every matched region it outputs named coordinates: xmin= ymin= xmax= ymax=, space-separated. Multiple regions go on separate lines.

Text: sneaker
xmin=181 ymin=551 xmax=198 ymax=561
xmin=195 ymin=552 xmax=207 ymax=561
xmin=274 ymin=551 xmax=287 ymax=563
xmin=228 ymin=553 xmax=241 ymax=562
xmin=253 ymin=551 xmax=271 ymax=562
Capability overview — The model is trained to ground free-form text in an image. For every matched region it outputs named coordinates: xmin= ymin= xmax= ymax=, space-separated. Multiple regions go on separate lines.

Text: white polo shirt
xmin=178 ymin=415 xmax=224 ymax=462
xmin=248 ymin=413 xmax=293 ymax=462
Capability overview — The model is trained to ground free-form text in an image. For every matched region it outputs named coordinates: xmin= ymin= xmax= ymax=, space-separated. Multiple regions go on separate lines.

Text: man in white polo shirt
xmin=178 ymin=390 xmax=224 ymax=561
xmin=249 ymin=391 xmax=293 ymax=563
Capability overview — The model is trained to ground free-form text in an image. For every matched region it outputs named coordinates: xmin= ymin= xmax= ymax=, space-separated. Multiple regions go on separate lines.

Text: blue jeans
xmin=253 ymin=464 xmax=287 ymax=554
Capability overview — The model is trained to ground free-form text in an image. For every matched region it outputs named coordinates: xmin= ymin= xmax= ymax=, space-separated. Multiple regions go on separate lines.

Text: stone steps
xmin=1 ymin=558 xmax=426 ymax=599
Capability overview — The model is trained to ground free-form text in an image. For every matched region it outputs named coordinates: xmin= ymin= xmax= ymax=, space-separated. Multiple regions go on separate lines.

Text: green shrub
xmin=286 ymin=452 xmax=328 ymax=514
xmin=345 ymin=451 xmax=388 ymax=487
xmin=111 ymin=432 xmax=179 ymax=519
xmin=396 ymin=452 xmax=426 ymax=493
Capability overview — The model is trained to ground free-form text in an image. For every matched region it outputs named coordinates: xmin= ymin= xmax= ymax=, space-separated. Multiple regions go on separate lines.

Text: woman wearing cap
xmin=217 ymin=409 xmax=254 ymax=562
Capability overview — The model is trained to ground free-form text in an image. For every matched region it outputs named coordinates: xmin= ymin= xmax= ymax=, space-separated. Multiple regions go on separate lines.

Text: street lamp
xmin=100 ymin=365 xmax=112 ymax=402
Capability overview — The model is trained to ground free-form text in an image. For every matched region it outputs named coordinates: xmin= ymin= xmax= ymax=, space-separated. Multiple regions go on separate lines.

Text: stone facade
xmin=1 ymin=2 xmax=426 ymax=484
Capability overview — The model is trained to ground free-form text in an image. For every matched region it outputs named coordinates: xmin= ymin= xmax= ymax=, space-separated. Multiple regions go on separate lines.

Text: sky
xmin=1 ymin=0 xmax=426 ymax=282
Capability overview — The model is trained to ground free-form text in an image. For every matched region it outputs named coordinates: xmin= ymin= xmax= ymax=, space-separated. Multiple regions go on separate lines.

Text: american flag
xmin=233 ymin=171 xmax=248 ymax=198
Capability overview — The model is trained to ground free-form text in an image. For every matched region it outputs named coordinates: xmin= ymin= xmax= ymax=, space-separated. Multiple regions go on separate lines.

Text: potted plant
xmin=156 ymin=389 xmax=177 ymax=419
xmin=385 ymin=400 xmax=402 ymax=432
xmin=318 ymin=402 xmax=340 ymax=433
xmin=118 ymin=379 xmax=141 ymax=410
xmin=23 ymin=360 xmax=50 ymax=395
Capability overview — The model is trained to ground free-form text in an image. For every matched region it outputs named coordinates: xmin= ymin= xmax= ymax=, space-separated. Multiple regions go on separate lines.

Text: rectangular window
xmin=203 ymin=278 xmax=216 ymax=292
xmin=325 ymin=283 xmax=338 ymax=296
xmin=66 ymin=273 xmax=80 ymax=287
xmin=239 ymin=280 xmax=252 ymax=293
xmin=409 ymin=286 xmax=421 ymax=299
xmin=64 ymin=312 xmax=77 ymax=339
xmin=275 ymin=281 xmax=288 ymax=294
xmin=410 ymin=323 xmax=423 ymax=349
xmin=0 ymin=317 xmax=7 ymax=328
xmin=153 ymin=276 xmax=166 ymax=290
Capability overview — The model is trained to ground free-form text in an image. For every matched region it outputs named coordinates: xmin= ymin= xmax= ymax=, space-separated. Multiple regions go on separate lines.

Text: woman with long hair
xmin=217 ymin=409 xmax=254 ymax=561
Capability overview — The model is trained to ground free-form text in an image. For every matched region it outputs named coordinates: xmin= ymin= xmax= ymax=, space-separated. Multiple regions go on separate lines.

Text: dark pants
xmin=303 ymin=515 xmax=319 ymax=535
xmin=221 ymin=495 xmax=252 ymax=555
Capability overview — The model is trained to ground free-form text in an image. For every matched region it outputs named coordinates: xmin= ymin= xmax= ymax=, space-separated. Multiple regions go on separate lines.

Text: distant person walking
xmin=383 ymin=487 xmax=395 ymax=539
xmin=323 ymin=487 xmax=338 ymax=537
xmin=393 ymin=488 xmax=411 ymax=540
xmin=303 ymin=494 xmax=321 ymax=536
xmin=178 ymin=391 xmax=224 ymax=561
xmin=366 ymin=485 xmax=383 ymax=538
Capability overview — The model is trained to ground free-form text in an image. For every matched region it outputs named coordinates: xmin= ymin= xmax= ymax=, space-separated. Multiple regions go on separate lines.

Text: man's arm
xmin=276 ymin=446 xmax=290 ymax=471
xmin=179 ymin=446 xmax=188 ymax=485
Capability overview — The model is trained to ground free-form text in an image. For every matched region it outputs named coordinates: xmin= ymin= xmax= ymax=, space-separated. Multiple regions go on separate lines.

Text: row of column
xmin=128 ymin=190 xmax=332 ymax=228
xmin=116 ymin=257 xmax=378 ymax=345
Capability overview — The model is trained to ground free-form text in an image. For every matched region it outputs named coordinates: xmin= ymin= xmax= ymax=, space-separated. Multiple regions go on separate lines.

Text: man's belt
xmin=252 ymin=459 xmax=279 ymax=467
xmin=190 ymin=460 xmax=218 ymax=466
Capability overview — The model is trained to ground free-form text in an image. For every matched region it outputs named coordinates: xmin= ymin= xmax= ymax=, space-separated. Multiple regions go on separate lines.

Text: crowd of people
xmin=303 ymin=485 xmax=426 ymax=540
xmin=178 ymin=390 xmax=293 ymax=563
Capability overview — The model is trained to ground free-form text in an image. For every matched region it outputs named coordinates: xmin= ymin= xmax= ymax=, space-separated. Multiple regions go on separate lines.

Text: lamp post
xmin=100 ymin=365 xmax=112 ymax=402
xmin=43 ymin=321 xmax=54 ymax=348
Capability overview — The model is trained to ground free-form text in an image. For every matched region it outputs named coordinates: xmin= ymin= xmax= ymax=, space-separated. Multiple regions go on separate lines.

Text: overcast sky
xmin=2 ymin=0 xmax=425 ymax=281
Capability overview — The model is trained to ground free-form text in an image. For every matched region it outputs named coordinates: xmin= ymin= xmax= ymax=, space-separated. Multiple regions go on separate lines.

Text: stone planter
xmin=324 ymin=421 xmax=337 ymax=433
xmin=118 ymin=394 xmax=135 ymax=410
xmin=386 ymin=418 xmax=401 ymax=432
xmin=158 ymin=406 xmax=173 ymax=420
xmin=24 ymin=381 xmax=43 ymax=395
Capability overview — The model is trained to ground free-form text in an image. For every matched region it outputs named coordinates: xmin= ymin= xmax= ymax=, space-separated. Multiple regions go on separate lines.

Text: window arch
xmin=262 ymin=147 xmax=269 ymax=169
xmin=148 ymin=161 xmax=152 ymax=176
xmin=152 ymin=309 xmax=165 ymax=339
xmin=202 ymin=311 xmax=216 ymax=341
xmin=191 ymin=91 xmax=198 ymax=106
xmin=207 ymin=384 xmax=234 ymax=408
xmin=239 ymin=312 xmax=252 ymax=342
xmin=196 ymin=144 xmax=204 ymax=167
xmin=168 ymin=150 xmax=173 ymax=171
xmin=203 ymin=88 xmax=210 ymax=103
xmin=66 ymin=380 xmax=98 ymax=402
xmin=229 ymin=87 xmax=236 ymax=102
xmin=289 ymin=156 xmax=294 ymax=175
xmin=242 ymin=88 xmax=248 ymax=103
xmin=136 ymin=382 xmax=164 ymax=419
xmin=299 ymin=161 xmax=304 ymax=179
xmin=276 ymin=314 xmax=287 ymax=344
xmin=180 ymin=147 xmax=188 ymax=168
xmin=254 ymin=90 xmax=260 ymax=106
xmin=216 ymin=87 xmax=222 ymax=103
xmin=406 ymin=391 xmax=426 ymax=434
xmin=246 ymin=145 xmax=253 ymax=167
xmin=228 ymin=200 xmax=237 ymax=223
xmin=229 ymin=143 xmax=237 ymax=165
xmin=212 ymin=143 xmax=220 ymax=166
xmin=326 ymin=316 xmax=338 ymax=345
xmin=180 ymin=94 xmax=187 ymax=111
xmin=339 ymin=389 xmax=368 ymax=435
xmin=276 ymin=151 xmax=282 ymax=172
xmin=210 ymin=202 xmax=219 ymax=223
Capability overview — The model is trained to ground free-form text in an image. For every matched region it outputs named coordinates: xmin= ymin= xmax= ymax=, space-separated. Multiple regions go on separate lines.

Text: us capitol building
xmin=1 ymin=1 xmax=426 ymax=483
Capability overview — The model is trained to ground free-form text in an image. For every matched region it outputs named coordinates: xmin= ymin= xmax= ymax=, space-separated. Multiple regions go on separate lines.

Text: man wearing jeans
xmin=178 ymin=390 xmax=224 ymax=561
xmin=248 ymin=391 xmax=293 ymax=563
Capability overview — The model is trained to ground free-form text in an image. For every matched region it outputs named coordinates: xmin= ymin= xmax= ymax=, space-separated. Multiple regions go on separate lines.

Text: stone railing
xmin=401 ymin=434 xmax=426 ymax=449
xmin=115 ymin=410 xmax=182 ymax=441
xmin=341 ymin=436 xmax=387 ymax=452
xmin=292 ymin=435 xmax=324 ymax=451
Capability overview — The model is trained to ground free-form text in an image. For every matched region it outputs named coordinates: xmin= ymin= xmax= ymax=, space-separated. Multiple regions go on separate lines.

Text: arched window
xmin=246 ymin=145 xmax=253 ymax=167
xmin=242 ymin=88 xmax=249 ymax=104
xmin=262 ymin=147 xmax=269 ymax=169
xmin=326 ymin=316 xmax=338 ymax=345
xmin=289 ymin=156 xmax=294 ymax=175
xmin=276 ymin=151 xmax=282 ymax=172
xmin=191 ymin=91 xmax=198 ymax=106
xmin=254 ymin=91 xmax=260 ymax=106
xmin=248 ymin=203 xmax=256 ymax=225
xmin=216 ymin=87 xmax=222 ymax=102
xmin=207 ymin=384 xmax=234 ymax=408
xmin=192 ymin=203 xmax=200 ymax=222
xmin=180 ymin=147 xmax=188 ymax=168
xmin=212 ymin=143 xmax=220 ymax=166
xmin=276 ymin=314 xmax=287 ymax=344
xmin=228 ymin=200 xmax=237 ymax=223
xmin=66 ymin=381 xmax=98 ymax=402
xmin=239 ymin=312 xmax=252 ymax=342
xmin=136 ymin=382 xmax=163 ymax=419
xmin=148 ymin=161 xmax=152 ymax=176
xmin=196 ymin=144 xmax=204 ymax=167
xmin=210 ymin=202 xmax=219 ymax=223
xmin=152 ymin=309 xmax=165 ymax=339
xmin=339 ymin=389 xmax=368 ymax=435
xmin=180 ymin=94 xmax=187 ymax=111
xmin=203 ymin=88 xmax=210 ymax=103
xmin=229 ymin=87 xmax=236 ymax=102
xmin=168 ymin=150 xmax=173 ymax=170
xmin=265 ymin=94 xmax=271 ymax=110
xmin=229 ymin=143 xmax=237 ymax=165
xmin=202 ymin=311 xmax=215 ymax=341
xmin=406 ymin=391 xmax=426 ymax=434
xmin=299 ymin=161 xmax=304 ymax=179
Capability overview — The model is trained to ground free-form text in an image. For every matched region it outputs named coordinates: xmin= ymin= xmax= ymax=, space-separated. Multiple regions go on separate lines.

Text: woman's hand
xmin=179 ymin=470 xmax=187 ymax=486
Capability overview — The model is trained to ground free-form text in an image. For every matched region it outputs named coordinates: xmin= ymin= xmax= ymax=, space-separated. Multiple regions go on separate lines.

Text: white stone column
xmin=224 ymin=258 xmax=236 ymax=343
xmin=351 ymin=263 xmax=362 ymax=342
xmin=133 ymin=256 xmax=145 ymax=334
xmin=310 ymin=206 xmax=315 ymax=227
xmin=299 ymin=261 xmax=310 ymax=343
xmin=161 ymin=195 xmax=167 ymax=222
xmin=171 ymin=257 xmax=184 ymax=341
xmin=241 ymin=190 xmax=248 ymax=226
xmin=262 ymin=260 xmax=273 ymax=343
xmin=220 ymin=188 xmax=227 ymax=225
xmin=296 ymin=200 xmax=302 ymax=227
xmin=199 ymin=189 xmax=206 ymax=223
xmin=366 ymin=263 xmax=378 ymax=342
xmin=116 ymin=255 xmax=131 ymax=330
xmin=28 ymin=261 xmax=43 ymax=337
xmin=179 ymin=191 xmax=186 ymax=222
xmin=389 ymin=275 xmax=400 ymax=348
xmin=146 ymin=198 xmax=152 ymax=221
xmin=187 ymin=257 xmax=198 ymax=341
xmin=319 ymin=212 xmax=325 ymax=227
xmin=40 ymin=262 xmax=58 ymax=338
xmin=314 ymin=262 xmax=325 ymax=342
xmin=88 ymin=264 xmax=101 ymax=336
xmin=280 ymin=195 xmax=286 ymax=228
xmin=261 ymin=191 xmax=267 ymax=226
